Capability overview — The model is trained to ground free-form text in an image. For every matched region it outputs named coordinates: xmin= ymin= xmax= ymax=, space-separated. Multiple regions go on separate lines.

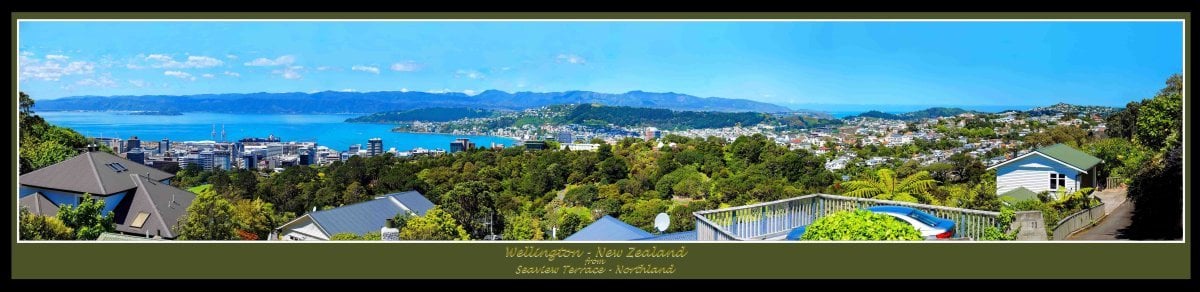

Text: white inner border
xmin=14 ymin=18 xmax=1186 ymax=244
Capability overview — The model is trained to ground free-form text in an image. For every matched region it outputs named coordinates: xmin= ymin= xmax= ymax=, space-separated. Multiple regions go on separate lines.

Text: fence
xmin=1050 ymin=202 xmax=1107 ymax=240
xmin=694 ymin=193 xmax=1003 ymax=241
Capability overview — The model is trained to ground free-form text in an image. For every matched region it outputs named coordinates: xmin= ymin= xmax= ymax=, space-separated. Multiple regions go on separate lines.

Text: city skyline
xmin=18 ymin=21 xmax=1183 ymax=108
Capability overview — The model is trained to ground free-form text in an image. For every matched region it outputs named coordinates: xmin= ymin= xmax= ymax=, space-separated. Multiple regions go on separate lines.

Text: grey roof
xmin=564 ymin=215 xmax=653 ymax=241
xmin=307 ymin=191 xmax=434 ymax=236
xmin=19 ymin=193 xmax=59 ymax=217
xmin=388 ymin=191 xmax=436 ymax=216
xmin=19 ymin=151 xmax=174 ymax=195
xmin=111 ymin=174 xmax=196 ymax=239
xmin=97 ymin=232 xmax=165 ymax=241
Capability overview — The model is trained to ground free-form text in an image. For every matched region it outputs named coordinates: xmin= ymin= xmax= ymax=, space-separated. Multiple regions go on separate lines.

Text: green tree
xmin=563 ymin=184 xmax=599 ymax=206
xmin=231 ymin=198 xmax=278 ymax=240
xmin=550 ymin=206 xmax=594 ymax=239
xmin=1085 ymin=138 xmax=1148 ymax=184
xmin=503 ymin=213 xmax=545 ymax=240
xmin=55 ymin=194 xmax=115 ymax=240
xmin=1025 ymin=125 xmax=1090 ymax=148
xmin=799 ymin=209 xmax=922 ymax=241
xmin=440 ymin=181 xmax=501 ymax=239
xmin=842 ymin=168 xmax=937 ymax=203
xmin=620 ymin=198 xmax=671 ymax=232
xmin=399 ymin=206 xmax=470 ymax=240
xmin=1105 ymin=101 xmax=1141 ymax=139
xmin=329 ymin=232 xmax=362 ymax=240
xmin=596 ymin=156 xmax=629 ymax=183
xmin=177 ymin=191 xmax=238 ymax=240
xmin=341 ymin=181 xmax=370 ymax=206
xmin=1134 ymin=90 xmax=1182 ymax=151
xmin=19 ymin=91 xmax=34 ymax=117
xmin=19 ymin=207 xmax=75 ymax=240
xmin=1125 ymin=145 xmax=1182 ymax=239
xmin=20 ymin=140 xmax=79 ymax=172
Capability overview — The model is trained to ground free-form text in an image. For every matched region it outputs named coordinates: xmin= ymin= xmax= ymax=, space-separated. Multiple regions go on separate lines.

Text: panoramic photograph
xmin=16 ymin=20 xmax=1183 ymax=242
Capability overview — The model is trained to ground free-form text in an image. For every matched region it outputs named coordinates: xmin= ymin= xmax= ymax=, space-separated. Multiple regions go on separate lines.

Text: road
xmin=1066 ymin=193 xmax=1133 ymax=240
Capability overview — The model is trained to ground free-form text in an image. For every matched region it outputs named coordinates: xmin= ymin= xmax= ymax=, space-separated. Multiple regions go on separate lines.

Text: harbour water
xmin=37 ymin=111 xmax=519 ymax=152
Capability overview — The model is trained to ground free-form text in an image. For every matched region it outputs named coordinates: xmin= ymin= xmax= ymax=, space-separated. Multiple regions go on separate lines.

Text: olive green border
xmin=11 ymin=12 xmax=1190 ymax=279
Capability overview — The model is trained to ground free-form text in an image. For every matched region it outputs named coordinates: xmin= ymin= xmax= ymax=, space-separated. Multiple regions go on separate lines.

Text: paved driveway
xmin=1066 ymin=188 xmax=1131 ymax=240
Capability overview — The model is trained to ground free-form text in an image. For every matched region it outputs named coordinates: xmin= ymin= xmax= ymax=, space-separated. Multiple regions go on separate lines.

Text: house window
xmin=131 ymin=212 xmax=151 ymax=228
xmin=1050 ymin=173 xmax=1066 ymax=190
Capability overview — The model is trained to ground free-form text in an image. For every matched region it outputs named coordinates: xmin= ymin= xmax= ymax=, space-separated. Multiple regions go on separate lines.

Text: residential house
xmin=273 ymin=191 xmax=435 ymax=240
xmin=564 ymin=215 xmax=695 ymax=241
xmin=18 ymin=150 xmax=195 ymax=239
xmin=988 ymin=143 xmax=1103 ymax=200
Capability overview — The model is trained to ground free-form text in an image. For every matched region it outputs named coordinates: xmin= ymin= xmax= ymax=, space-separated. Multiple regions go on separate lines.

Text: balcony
xmin=693 ymin=194 xmax=1002 ymax=241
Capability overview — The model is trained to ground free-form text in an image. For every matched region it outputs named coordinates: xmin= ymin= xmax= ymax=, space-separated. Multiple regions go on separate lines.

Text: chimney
xmin=381 ymin=219 xmax=400 ymax=241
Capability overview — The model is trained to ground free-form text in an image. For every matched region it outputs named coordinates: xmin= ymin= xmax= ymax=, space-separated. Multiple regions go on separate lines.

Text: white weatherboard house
xmin=272 ymin=191 xmax=434 ymax=240
xmin=987 ymin=143 xmax=1103 ymax=201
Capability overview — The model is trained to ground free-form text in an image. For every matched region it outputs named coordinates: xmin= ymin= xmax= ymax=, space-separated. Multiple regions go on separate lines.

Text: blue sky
xmin=18 ymin=21 xmax=1183 ymax=108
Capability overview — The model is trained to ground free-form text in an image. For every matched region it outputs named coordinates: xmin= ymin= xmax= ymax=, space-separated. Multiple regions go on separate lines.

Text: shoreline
xmin=386 ymin=129 xmax=523 ymax=143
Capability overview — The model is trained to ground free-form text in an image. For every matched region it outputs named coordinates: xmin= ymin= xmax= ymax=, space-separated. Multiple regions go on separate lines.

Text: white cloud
xmin=463 ymin=89 xmax=478 ymax=96
xmin=556 ymin=54 xmax=587 ymax=64
xmin=271 ymin=66 xmax=303 ymax=80
xmin=20 ymin=51 xmax=34 ymax=57
xmin=126 ymin=63 xmax=145 ymax=69
xmin=75 ymin=76 xmax=117 ymax=88
xmin=455 ymin=69 xmax=484 ymax=79
xmin=390 ymin=61 xmax=420 ymax=72
xmin=339 ymin=88 xmax=357 ymax=92
xmin=226 ymin=54 xmax=238 ymax=59
xmin=146 ymin=54 xmax=172 ymax=62
xmin=164 ymin=70 xmax=195 ymax=81
xmin=222 ymin=71 xmax=241 ymax=77
xmin=19 ymin=54 xmax=96 ymax=81
xmin=145 ymin=54 xmax=223 ymax=69
xmin=45 ymin=54 xmax=70 ymax=61
xmin=202 ymin=73 xmax=216 ymax=78
xmin=316 ymin=66 xmax=333 ymax=71
xmin=351 ymin=65 xmax=380 ymax=74
xmin=245 ymin=55 xmax=296 ymax=66
xmin=128 ymin=80 xmax=148 ymax=87
xmin=400 ymin=88 xmax=409 ymax=93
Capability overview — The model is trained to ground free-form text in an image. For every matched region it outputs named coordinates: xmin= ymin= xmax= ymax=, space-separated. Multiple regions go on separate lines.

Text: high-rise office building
xmin=450 ymin=138 xmax=475 ymax=153
xmin=125 ymin=148 xmax=145 ymax=165
xmin=159 ymin=138 xmax=171 ymax=155
xmin=368 ymin=138 xmax=383 ymax=157
xmin=125 ymin=136 xmax=141 ymax=153
xmin=198 ymin=150 xmax=215 ymax=171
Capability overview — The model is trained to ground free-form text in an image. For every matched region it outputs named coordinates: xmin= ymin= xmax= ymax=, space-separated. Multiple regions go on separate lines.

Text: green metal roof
xmin=999 ymin=187 xmax=1039 ymax=202
xmin=1036 ymin=143 xmax=1102 ymax=171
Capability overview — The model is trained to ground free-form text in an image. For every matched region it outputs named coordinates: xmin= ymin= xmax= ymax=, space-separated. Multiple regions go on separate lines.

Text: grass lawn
xmin=188 ymin=184 xmax=212 ymax=194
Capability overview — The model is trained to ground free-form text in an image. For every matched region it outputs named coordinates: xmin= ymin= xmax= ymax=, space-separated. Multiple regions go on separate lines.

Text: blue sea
xmin=37 ymin=111 xmax=519 ymax=152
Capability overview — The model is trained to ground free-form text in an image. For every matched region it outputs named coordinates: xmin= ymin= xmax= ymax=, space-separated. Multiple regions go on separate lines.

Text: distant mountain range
xmin=35 ymin=90 xmax=792 ymax=114
xmin=847 ymin=103 xmax=1123 ymax=120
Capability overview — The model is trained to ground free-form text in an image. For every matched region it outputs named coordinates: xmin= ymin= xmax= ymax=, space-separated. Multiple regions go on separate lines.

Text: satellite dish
xmin=653 ymin=213 xmax=670 ymax=233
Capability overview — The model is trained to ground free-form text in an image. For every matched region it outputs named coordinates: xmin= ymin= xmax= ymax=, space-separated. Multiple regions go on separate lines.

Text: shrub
xmin=329 ymin=232 xmax=362 ymax=240
xmin=799 ymin=209 xmax=922 ymax=241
